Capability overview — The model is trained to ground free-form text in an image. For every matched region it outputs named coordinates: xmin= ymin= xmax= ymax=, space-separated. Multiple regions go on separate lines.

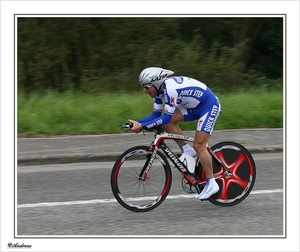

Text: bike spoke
xmin=111 ymin=146 xmax=172 ymax=212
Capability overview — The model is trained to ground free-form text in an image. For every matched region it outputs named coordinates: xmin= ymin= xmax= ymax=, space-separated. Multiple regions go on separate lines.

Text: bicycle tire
xmin=208 ymin=141 xmax=256 ymax=206
xmin=111 ymin=146 xmax=172 ymax=212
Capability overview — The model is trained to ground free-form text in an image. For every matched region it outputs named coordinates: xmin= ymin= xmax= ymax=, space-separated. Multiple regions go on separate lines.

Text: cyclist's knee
xmin=171 ymin=108 xmax=184 ymax=123
xmin=193 ymin=131 xmax=210 ymax=150
xmin=164 ymin=123 xmax=174 ymax=132
xmin=193 ymin=141 xmax=206 ymax=152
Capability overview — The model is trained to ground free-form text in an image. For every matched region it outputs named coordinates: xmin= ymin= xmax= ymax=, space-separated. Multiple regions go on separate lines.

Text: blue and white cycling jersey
xmin=138 ymin=76 xmax=221 ymax=133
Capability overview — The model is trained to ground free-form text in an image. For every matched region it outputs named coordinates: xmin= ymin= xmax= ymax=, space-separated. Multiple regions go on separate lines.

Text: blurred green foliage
xmin=17 ymin=17 xmax=283 ymax=94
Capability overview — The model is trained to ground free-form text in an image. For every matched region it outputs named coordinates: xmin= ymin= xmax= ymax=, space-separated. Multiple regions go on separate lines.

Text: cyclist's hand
xmin=128 ymin=120 xmax=142 ymax=133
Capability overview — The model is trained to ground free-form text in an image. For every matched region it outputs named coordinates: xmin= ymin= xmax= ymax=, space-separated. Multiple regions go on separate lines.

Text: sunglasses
xmin=142 ymin=84 xmax=153 ymax=90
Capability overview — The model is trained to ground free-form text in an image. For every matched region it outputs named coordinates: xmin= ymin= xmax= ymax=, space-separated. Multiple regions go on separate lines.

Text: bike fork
xmin=138 ymin=147 xmax=158 ymax=180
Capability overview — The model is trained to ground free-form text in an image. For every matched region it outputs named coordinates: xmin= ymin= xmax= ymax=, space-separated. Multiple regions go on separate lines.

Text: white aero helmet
xmin=139 ymin=67 xmax=174 ymax=89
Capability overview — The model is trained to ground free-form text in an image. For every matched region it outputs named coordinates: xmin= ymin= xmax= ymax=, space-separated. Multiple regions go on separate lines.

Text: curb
xmin=17 ymin=145 xmax=283 ymax=166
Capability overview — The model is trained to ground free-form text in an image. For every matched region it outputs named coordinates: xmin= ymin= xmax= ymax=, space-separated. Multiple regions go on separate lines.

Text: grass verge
xmin=17 ymin=90 xmax=283 ymax=135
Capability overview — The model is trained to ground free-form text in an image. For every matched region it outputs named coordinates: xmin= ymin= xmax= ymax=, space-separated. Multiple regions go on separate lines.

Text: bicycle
xmin=110 ymin=123 xmax=256 ymax=212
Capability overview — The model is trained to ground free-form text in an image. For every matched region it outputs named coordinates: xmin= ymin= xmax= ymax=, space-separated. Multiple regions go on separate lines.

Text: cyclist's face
xmin=142 ymin=83 xmax=156 ymax=98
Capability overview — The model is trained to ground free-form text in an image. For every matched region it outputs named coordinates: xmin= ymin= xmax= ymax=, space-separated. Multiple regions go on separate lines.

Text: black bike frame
xmin=144 ymin=132 xmax=232 ymax=188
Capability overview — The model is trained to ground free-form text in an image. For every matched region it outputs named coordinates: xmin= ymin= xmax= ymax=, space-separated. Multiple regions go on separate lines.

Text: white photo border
xmin=1 ymin=1 xmax=299 ymax=252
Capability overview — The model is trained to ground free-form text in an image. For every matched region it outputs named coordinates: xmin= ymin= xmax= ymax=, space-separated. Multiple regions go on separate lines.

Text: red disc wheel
xmin=208 ymin=141 xmax=256 ymax=206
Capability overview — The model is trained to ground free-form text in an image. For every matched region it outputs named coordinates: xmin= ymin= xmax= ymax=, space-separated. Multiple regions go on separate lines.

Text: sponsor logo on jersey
xmin=170 ymin=97 xmax=175 ymax=106
xmin=172 ymin=76 xmax=183 ymax=84
xmin=204 ymin=105 xmax=219 ymax=132
xmin=178 ymin=89 xmax=203 ymax=98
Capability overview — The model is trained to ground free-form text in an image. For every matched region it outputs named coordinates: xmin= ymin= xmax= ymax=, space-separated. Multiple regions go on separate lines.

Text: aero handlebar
xmin=122 ymin=122 xmax=164 ymax=133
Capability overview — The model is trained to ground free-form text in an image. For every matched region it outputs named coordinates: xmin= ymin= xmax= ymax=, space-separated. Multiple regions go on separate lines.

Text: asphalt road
xmin=15 ymin=128 xmax=286 ymax=251
xmin=17 ymin=152 xmax=284 ymax=237
xmin=17 ymin=128 xmax=283 ymax=165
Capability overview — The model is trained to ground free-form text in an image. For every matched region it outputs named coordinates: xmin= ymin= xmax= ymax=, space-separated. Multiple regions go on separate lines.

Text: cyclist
xmin=128 ymin=67 xmax=221 ymax=200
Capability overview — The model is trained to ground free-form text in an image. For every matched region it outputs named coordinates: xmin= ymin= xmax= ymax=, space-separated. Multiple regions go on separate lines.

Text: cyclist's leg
xmin=164 ymin=107 xmax=197 ymax=157
xmin=164 ymin=108 xmax=184 ymax=146
xmin=194 ymin=97 xmax=221 ymax=200
xmin=194 ymin=131 xmax=213 ymax=177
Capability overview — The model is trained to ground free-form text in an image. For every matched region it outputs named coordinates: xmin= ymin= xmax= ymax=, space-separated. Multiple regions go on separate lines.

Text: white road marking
xmin=17 ymin=188 xmax=283 ymax=209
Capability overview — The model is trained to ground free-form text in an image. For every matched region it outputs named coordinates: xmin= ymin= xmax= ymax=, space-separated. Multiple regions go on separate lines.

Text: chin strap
xmin=154 ymin=86 xmax=159 ymax=97
xmin=154 ymin=84 xmax=163 ymax=97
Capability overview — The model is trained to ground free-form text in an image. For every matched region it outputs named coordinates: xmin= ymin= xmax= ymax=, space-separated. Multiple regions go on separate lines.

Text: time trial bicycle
xmin=110 ymin=123 xmax=256 ymax=212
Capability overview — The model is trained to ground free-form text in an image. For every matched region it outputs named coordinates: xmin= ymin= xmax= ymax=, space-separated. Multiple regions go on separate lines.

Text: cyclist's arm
xmin=140 ymin=86 xmax=178 ymax=129
xmin=137 ymin=111 xmax=161 ymax=124
xmin=140 ymin=113 xmax=173 ymax=129
xmin=137 ymin=97 xmax=163 ymax=124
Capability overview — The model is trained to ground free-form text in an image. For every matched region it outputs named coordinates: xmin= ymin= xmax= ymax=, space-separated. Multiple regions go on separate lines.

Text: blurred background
xmin=17 ymin=17 xmax=283 ymax=134
xmin=17 ymin=17 xmax=283 ymax=93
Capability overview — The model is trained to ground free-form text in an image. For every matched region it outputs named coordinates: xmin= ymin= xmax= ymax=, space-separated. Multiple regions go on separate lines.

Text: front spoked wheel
xmin=111 ymin=146 xmax=172 ymax=212
xmin=209 ymin=141 xmax=256 ymax=206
